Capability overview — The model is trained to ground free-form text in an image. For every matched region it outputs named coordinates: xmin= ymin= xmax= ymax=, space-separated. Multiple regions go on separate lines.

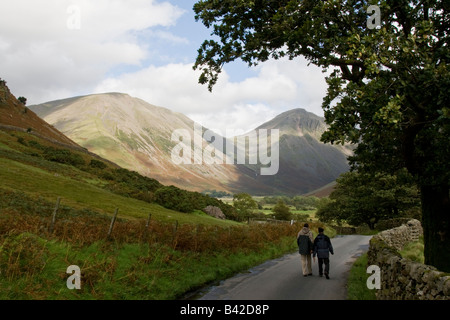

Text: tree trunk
xmin=421 ymin=184 xmax=450 ymax=272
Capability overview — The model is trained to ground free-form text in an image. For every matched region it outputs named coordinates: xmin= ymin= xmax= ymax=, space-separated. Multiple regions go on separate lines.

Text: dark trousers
xmin=318 ymin=258 xmax=330 ymax=275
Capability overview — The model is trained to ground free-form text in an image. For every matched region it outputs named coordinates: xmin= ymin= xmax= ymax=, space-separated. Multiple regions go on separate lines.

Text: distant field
xmin=219 ymin=197 xmax=318 ymax=221
xmin=258 ymin=204 xmax=317 ymax=219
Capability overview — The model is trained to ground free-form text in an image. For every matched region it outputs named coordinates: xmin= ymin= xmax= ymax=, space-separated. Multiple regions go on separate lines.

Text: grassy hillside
xmin=0 ymin=128 xmax=315 ymax=300
xmin=0 ymin=128 xmax=309 ymax=299
xmin=0 ymin=129 xmax=236 ymax=226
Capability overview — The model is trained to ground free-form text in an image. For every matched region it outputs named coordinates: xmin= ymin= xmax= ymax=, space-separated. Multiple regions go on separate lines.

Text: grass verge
xmin=347 ymin=253 xmax=377 ymax=300
xmin=0 ymin=231 xmax=297 ymax=300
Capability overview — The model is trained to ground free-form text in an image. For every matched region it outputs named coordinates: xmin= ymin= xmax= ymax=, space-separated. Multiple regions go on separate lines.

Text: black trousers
xmin=318 ymin=258 xmax=330 ymax=275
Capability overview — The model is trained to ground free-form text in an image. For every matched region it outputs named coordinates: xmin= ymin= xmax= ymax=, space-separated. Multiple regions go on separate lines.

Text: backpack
xmin=314 ymin=234 xmax=333 ymax=258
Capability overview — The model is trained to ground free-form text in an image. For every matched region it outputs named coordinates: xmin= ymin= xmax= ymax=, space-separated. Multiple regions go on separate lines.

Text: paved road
xmin=197 ymin=235 xmax=372 ymax=300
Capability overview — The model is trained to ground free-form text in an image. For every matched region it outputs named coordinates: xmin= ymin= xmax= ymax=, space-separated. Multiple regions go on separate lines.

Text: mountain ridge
xmin=29 ymin=92 xmax=351 ymax=195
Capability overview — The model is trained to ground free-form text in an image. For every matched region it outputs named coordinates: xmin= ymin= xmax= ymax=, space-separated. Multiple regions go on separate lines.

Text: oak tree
xmin=316 ymin=170 xmax=421 ymax=229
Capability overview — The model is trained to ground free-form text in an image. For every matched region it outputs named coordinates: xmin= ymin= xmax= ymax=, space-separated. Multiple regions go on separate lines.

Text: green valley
xmin=0 ymin=128 xmax=313 ymax=299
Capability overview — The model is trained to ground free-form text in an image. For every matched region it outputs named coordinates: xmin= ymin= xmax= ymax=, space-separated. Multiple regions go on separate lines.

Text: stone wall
xmin=367 ymin=219 xmax=450 ymax=300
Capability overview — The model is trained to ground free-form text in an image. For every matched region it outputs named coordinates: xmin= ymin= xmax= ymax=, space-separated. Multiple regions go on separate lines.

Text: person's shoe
xmin=319 ymin=274 xmax=323 ymax=277
xmin=325 ymin=274 xmax=330 ymax=279
xmin=308 ymin=273 xmax=313 ymax=276
xmin=303 ymin=274 xmax=308 ymax=277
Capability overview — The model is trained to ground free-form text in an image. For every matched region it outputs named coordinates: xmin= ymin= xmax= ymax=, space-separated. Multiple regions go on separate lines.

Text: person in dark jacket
xmin=297 ymin=223 xmax=314 ymax=276
xmin=313 ymin=227 xmax=334 ymax=279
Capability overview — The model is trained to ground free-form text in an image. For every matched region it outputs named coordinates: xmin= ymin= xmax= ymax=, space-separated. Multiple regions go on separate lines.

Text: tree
xmin=18 ymin=97 xmax=27 ymax=105
xmin=316 ymin=170 xmax=421 ymax=229
xmin=193 ymin=1 xmax=450 ymax=271
xmin=233 ymin=193 xmax=258 ymax=221
xmin=272 ymin=199 xmax=292 ymax=221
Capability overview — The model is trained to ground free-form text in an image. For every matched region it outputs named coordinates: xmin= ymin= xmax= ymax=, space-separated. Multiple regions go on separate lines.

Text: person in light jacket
xmin=297 ymin=223 xmax=314 ymax=277
xmin=313 ymin=227 xmax=334 ymax=279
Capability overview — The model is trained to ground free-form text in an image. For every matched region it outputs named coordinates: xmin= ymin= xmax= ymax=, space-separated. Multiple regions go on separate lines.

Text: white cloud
xmin=189 ymin=104 xmax=279 ymax=136
xmin=1 ymin=0 xmax=329 ymax=134
xmin=94 ymin=56 xmax=328 ymax=134
xmin=0 ymin=0 xmax=184 ymax=102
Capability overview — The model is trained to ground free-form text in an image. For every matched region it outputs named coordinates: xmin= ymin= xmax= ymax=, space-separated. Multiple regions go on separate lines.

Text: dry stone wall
xmin=368 ymin=219 xmax=450 ymax=300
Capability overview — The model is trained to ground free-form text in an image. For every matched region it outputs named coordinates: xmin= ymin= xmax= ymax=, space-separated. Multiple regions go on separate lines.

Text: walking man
xmin=297 ymin=223 xmax=314 ymax=277
xmin=313 ymin=227 xmax=334 ymax=279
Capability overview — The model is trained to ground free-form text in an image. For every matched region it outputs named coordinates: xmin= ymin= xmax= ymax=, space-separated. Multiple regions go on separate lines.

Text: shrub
xmin=154 ymin=186 xmax=195 ymax=213
xmin=89 ymin=159 xmax=107 ymax=170
xmin=17 ymin=137 xmax=27 ymax=146
xmin=27 ymin=140 xmax=45 ymax=150
xmin=43 ymin=147 xmax=85 ymax=167
xmin=18 ymin=97 xmax=27 ymax=105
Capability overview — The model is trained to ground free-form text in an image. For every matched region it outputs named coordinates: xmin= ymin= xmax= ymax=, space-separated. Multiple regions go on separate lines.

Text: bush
xmin=27 ymin=140 xmax=45 ymax=150
xmin=17 ymin=137 xmax=27 ymax=146
xmin=18 ymin=97 xmax=27 ymax=105
xmin=43 ymin=147 xmax=85 ymax=167
xmin=89 ymin=159 xmax=107 ymax=170
xmin=154 ymin=186 xmax=195 ymax=213
xmin=153 ymin=185 xmax=235 ymax=217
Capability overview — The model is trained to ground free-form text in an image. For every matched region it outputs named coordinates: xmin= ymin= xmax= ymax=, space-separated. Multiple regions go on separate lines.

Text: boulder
xmin=203 ymin=206 xmax=226 ymax=220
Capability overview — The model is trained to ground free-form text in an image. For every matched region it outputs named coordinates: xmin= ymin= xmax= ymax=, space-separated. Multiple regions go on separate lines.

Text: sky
xmin=0 ymin=0 xmax=329 ymax=135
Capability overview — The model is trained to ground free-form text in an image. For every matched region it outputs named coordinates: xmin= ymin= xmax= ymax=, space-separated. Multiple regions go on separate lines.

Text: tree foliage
xmin=194 ymin=0 xmax=450 ymax=271
xmin=316 ymin=170 xmax=420 ymax=229
xmin=272 ymin=199 xmax=292 ymax=221
xmin=18 ymin=97 xmax=27 ymax=105
xmin=154 ymin=186 xmax=195 ymax=213
xmin=262 ymin=195 xmax=319 ymax=210
xmin=233 ymin=192 xmax=258 ymax=221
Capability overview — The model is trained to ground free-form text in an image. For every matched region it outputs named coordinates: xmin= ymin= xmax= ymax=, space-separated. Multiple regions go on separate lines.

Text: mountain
xmin=232 ymin=108 xmax=351 ymax=195
xmin=30 ymin=93 xmax=351 ymax=195
xmin=30 ymin=93 xmax=242 ymax=193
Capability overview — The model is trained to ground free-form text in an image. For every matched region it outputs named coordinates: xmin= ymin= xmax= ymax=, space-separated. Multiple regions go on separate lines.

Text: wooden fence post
xmin=194 ymin=224 xmax=200 ymax=252
xmin=107 ymin=208 xmax=119 ymax=238
xmin=143 ymin=213 xmax=152 ymax=242
xmin=49 ymin=197 xmax=61 ymax=234
xmin=145 ymin=213 xmax=152 ymax=229
xmin=172 ymin=220 xmax=179 ymax=246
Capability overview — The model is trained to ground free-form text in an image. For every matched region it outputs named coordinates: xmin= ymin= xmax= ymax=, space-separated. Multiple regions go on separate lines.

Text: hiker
xmin=313 ymin=227 xmax=334 ymax=279
xmin=297 ymin=223 xmax=314 ymax=277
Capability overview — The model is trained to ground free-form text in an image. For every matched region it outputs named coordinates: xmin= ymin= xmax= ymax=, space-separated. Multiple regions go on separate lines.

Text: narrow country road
xmin=197 ymin=235 xmax=372 ymax=300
